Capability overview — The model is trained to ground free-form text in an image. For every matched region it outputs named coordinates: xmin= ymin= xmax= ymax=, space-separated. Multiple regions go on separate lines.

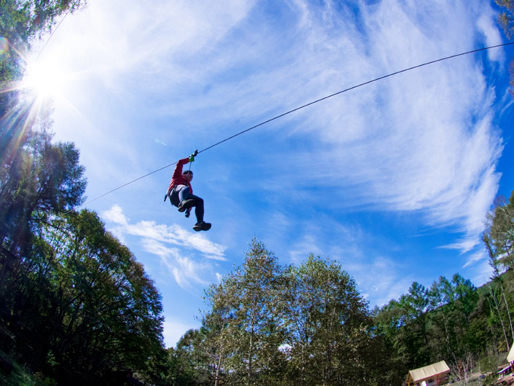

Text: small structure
xmin=498 ymin=364 xmax=512 ymax=378
xmin=405 ymin=360 xmax=450 ymax=386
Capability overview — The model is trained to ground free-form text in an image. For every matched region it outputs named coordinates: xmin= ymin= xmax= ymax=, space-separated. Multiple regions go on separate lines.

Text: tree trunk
xmin=247 ymin=324 xmax=253 ymax=386
xmin=500 ymin=283 xmax=514 ymax=343
xmin=491 ymin=287 xmax=510 ymax=351
xmin=214 ymin=355 xmax=221 ymax=386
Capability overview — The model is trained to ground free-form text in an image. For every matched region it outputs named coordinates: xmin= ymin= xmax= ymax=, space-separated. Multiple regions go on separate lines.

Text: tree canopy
xmin=1 ymin=3 xmax=168 ymax=383
xmin=172 ymin=240 xmax=394 ymax=386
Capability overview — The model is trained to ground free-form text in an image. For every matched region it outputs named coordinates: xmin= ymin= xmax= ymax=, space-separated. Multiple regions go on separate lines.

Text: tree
xmin=282 ymin=255 xmax=380 ymax=386
xmin=483 ymin=192 xmax=514 ymax=270
xmin=36 ymin=210 xmax=165 ymax=384
xmin=427 ymin=276 xmax=457 ymax=359
xmin=200 ymin=241 xmax=398 ymax=385
xmin=167 ymin=329 xmax=211 ymax=386
xmin=375 ymin=273 xmax=486 ymax=378
xmin=202 ymin=239 xmax=286 ymax=386
xmin=374 ymin=282 xmax=432 ymax=369
xmin=201 ymin=286 xmax=236 ymax=386
xmin=0 ymin=130 xmax=87 ymax=364
xmin=1 ymin=202 xmax=166 ymax=385
xmin=483 ymin=192 xmax=514 ymax=351
xmin=0 ymin=130 xmax=87 ymax=296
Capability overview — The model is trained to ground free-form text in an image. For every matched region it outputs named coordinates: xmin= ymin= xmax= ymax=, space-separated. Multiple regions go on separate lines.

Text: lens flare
xmin=24 ymin=59 xmax=66 ymax=98
xmin=0 ymin=37 xmax=8 ymax=55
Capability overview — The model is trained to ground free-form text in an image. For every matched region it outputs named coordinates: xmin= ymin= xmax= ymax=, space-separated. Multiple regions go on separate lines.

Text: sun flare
xmin=24 ymin=59 xmax=67 ymax=98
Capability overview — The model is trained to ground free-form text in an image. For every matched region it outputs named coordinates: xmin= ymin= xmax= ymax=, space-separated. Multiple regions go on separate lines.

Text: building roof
xmin=408 ymin=361 xmax=450 ymax=382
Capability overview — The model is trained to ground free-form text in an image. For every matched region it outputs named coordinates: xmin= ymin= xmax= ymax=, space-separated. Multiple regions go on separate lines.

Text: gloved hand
xmin=189 ymin=150 xmax=198 ymax=163
xmin=185 ymin=208 xmax=190 ymax=218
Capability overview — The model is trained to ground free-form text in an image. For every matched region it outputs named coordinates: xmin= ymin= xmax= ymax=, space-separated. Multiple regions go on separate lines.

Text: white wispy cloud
xmin=468 ymin=258 xmax=493 ymax=286
xmin=241 ymin=0 xmax=504 ymax=254
xmin=354 ymin=255 xmax=415 ymax=308
xmin=463 ymin=249 xmax=488 ymax=268
xmin=269 ymin=214 xmax=408 ymax=305
xmin=102 ymin=205 xmax=227 ymax=288
xmin=103 ymin=205 xmax=226 ymax=259
xmin=141 ymin=238 xmax=209 ymax=288
xmin=289 ymin=234 xmax=324 ymax=265
xmin=476 ymin=6 xmax=505 ymax=63
xmin=57 ymin=0 xmax=258 ymax=93
xmin=102 ymin=204 xmax=128 ymax=226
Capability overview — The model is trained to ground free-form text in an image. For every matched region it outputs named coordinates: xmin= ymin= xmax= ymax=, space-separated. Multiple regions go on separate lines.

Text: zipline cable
xmin=84 ymin=162 xmax=178 ymax=205
xmin=35 ymin=10 xmax=71 ymax=61
xmin=84 ymin=41 xmax=514 ymax=206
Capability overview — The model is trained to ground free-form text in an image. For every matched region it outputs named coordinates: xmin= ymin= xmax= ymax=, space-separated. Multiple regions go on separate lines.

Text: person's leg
xmin=188 ymin=194 xmax=204 ymax=223
xmin=177 ymin=186 xmax=196 ymax=212
xmin=190 ymin=195 xmax=210 ymax=231
xmin=178 ymin=186 xmax=190 ymax=202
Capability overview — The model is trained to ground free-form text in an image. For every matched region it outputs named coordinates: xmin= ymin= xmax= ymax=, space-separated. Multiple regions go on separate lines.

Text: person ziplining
xmin=164 ymin=150 xmax=211 ymax=231
xmin=81 ymin=43 xmax=514 ymax=207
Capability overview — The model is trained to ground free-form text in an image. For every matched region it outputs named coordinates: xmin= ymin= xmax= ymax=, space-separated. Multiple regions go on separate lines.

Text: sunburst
xmin=23 ymin=57 xmax=67 ymax=99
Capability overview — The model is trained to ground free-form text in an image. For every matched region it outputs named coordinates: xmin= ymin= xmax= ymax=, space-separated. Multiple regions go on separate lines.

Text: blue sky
xmin=25 ymin=0 xmax=514 ymax=347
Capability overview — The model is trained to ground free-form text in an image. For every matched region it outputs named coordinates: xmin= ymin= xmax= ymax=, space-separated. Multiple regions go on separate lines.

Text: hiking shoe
xmin=178 ymin=199 xmax=195 ymax=212
xmin=193 ymin=222 xmax=212 ymax=232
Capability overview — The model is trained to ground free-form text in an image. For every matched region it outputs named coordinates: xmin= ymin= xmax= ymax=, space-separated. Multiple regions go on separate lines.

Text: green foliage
xmin=495 ymin=0 xmax=514 ymax=94
xmin=0 ymin=101 xmax=165 ymax=385
xmin=165 ymin=330 xmax=211 ymax=385
xmin=0 ymin=0 xmax=85 ymax=45
xmin=282 ymin=255 xmax=376 ymax=385
xmin=0 ymin=130 xmax=87 ymax=240
xmin=497 ymin=0 xmax=514 ymax=39
xmin=201 ymin=239 xmax=286 ymax=385
xmin=483 ymin=192 xmax=514 ymax=353
xmin=0 ymin=350 xmax=57 ymax=386
xmin=196 ymin=240 xmax=392 ymax=386
xmin=374 ymin=273 xmax=486 ymax=381
xmin=0 ymin=207 xmax=166 ymax=384
xmin=37 ymin=210 xmax=165 ymax=381
xmin=484 ymin=192 xmax=514 ymax=270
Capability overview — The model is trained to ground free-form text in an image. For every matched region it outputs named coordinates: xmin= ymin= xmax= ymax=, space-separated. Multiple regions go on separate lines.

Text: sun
xmin=23 ymin=58 xmax=67 ymax=98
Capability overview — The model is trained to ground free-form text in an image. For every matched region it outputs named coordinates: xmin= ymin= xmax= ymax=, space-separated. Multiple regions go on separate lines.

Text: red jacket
xmin=167 ymin=158 xmax=192 ymax=194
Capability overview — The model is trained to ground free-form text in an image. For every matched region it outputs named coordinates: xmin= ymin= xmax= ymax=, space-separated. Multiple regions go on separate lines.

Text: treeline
xmin=168 ymin=193 xmax=514 ymax=386
xmin=1 ymin=1 xmax=167 ymax=385
xmin=375 ymin=275 xmax=491 ymax=380
xmin=374 ymin=192 xmax=514 ymax=382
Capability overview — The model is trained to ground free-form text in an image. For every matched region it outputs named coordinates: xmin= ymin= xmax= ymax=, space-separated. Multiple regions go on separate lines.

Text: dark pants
xmin=178 ymin=187 xmax=204 ymax=223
